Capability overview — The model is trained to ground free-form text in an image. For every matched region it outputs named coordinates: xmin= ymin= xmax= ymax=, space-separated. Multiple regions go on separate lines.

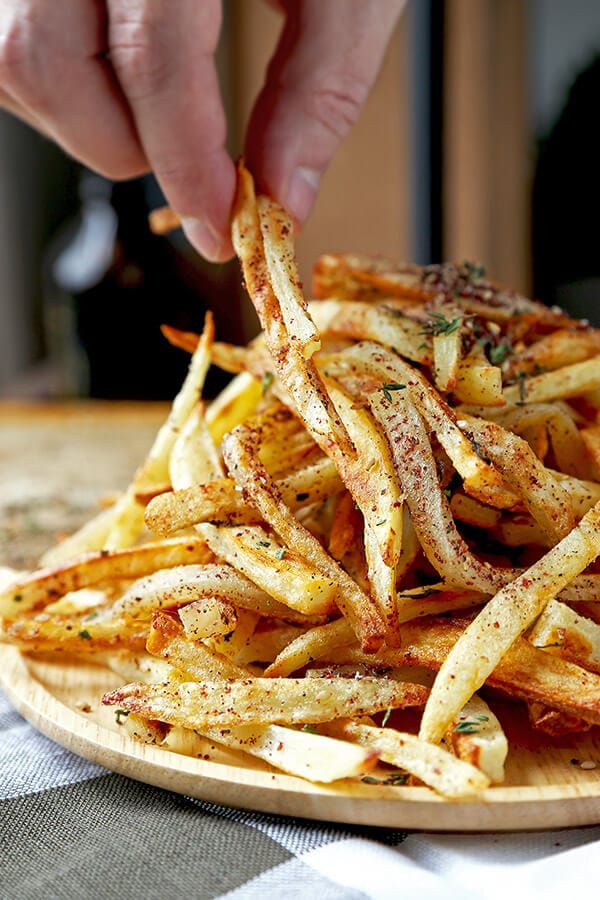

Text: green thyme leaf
xmin=463 ymin=261 xmax=486 ymax=282
xmin=453 ymin=716 xmax=488 ymax=734
xmin=261 ymin=371 xmax=274 ymax=395
xmin=488 ymin=339 xmax=514 ymax=366
xmin=420 ymin=313 xmax=461 ymax=337
xmin=516 ymin=371 xmax=528 ymax=406
xmin=78 ymin=629 xmax=92 ymax=640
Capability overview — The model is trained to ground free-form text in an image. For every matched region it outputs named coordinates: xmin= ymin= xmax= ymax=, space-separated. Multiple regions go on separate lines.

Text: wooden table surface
xmin=0 ymin=402 xmax=166 ymax=568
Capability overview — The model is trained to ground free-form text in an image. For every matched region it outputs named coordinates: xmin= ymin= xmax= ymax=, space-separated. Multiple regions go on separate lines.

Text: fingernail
xmin=284 ymin=167 xmax=321 ymax=224
xmin=181 ymin=217 xmax=223 ymax=262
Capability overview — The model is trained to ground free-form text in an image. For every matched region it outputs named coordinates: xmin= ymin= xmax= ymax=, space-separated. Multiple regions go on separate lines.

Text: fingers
xmin=107 ymin=0 xmax=235 ymax=261
xmin=0 ymin=1 xmax=148 ymax=179
xmin=245 ymin=0 xmax=406 ymax=226
xmin=0 ymin=0 xmax=235 ymax=262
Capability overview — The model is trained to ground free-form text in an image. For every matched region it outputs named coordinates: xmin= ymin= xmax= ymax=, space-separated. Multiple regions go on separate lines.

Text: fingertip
xmin=181 ymin=217 xmax=234 ymax=263
xmin=281 ymin=166 xmax=321 ymax=226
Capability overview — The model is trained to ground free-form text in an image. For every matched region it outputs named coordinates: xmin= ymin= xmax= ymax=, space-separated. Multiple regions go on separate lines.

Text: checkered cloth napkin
xmin=2 ymin=689 xmax=599 ymax=900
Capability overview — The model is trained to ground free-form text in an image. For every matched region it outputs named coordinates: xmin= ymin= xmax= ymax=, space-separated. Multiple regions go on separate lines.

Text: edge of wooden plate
xmin=2 ymin=645 xmax=600 ymax=832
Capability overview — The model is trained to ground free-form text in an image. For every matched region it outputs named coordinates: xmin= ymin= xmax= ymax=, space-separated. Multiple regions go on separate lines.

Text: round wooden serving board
xmin=3 ymin=645 xmax=600 ymax=832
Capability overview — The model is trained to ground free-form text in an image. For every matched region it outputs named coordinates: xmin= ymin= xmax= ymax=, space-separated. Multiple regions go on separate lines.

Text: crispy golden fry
xmin=529 ymin=598 xmax=600 ymax=674
xmin=148 ymin=205 xmax=181 ymax=235
xmin=146 ymin=609 xmax=247 ymax=680
xmin=177 ymin=596 xmax=237 ymax=639
xmin=505 ymin=328 xmax=600 ymax=378
xmin=112 ymin=563 xmax=324 ymax=625
xmin=264 ymin=619 xmax=355 ymax=678
xmin=206 ymin=372 xmax=263 ymax=445
xmin=312 ymin=254 xmax=572 ymax=327
xmin=309 ymin=298 xmax=431 ymax=366
xmin=321 ymin=720 xmax=490 ymax=798
xmin=432 ymin=321 xmax=462 ymax=392
xmin=146 ymin=434 xmax=340 ymax=536
xmin=200 ymin=722 xmax=377 ymax=783
xmin=420 ymin=501 xmax=600 ymax=742
xmin=445 ymin=695 xmax=508 ymax=784
xmin=499 ymin=404 xmax=590 ymax=480
xmin=221 ymin=421 xmax=386 ymax=649
xmin=368 ymin=384 xmax=509 ymax=593
xmin=459 ymin=415 xmax=574 ymax=544
xmin=100 ymin=314 xmax=215 ymax=550
xmin=258 ymin=195 xmax=321 ymax=359
xmin=0 ymin=537 xmax=212 ymax=617
xmin=453 ymin=346 xmax=504 ymax=407
xmin=169 ymin=403 xmax=224 ymax=491
xmin=198 ymin=523 xmax=337 ymax=617
xmin=0 ymin=613 xmax=147 ymax=654
xmin=328 ymin=613 xmax=600 ymax=726
xmin=103 ymin=676 xmax=429 ymax=728
xmin=502 ymin=356 xmax=600 ymax=408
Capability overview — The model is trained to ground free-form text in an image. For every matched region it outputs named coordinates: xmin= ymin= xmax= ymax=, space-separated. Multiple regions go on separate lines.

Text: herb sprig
xmin=381 ymin=382 xmax=407 ymax=402
xmin=420 ymin=313 xmax=462 ymax=338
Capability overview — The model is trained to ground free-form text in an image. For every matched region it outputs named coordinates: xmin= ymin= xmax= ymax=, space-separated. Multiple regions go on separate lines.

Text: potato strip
xmin=221 ymin=422 xmax=387 ymax=650
xmin=0 ymin=537 xmax=212 ymax=617
xmin=103 ymin=677 xmax=429 ymax=728
xmin=420 ymin=501 xmax=600 ymax=742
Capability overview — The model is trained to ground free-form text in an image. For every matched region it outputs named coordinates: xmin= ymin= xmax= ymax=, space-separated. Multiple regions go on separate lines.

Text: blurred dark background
xmin=1 ymin=0 xmax=599 ymax=401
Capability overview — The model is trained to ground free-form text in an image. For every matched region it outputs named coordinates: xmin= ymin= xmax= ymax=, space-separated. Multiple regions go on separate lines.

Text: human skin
xmin=0 ymin=0 xmax=405 ymax=261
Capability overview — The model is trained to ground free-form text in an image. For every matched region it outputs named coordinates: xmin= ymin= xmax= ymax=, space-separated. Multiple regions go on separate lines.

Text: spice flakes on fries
xmin=3 ymin=163 xmax=600 ymax=800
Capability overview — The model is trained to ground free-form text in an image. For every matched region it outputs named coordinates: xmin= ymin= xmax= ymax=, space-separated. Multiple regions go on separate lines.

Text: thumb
xmin=245 ymin=0 xmax=405 ymax=226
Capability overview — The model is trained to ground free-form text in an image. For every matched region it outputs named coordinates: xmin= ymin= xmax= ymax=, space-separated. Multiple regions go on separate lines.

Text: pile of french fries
xmin=3 ymin=162 xmax=600 ymax=799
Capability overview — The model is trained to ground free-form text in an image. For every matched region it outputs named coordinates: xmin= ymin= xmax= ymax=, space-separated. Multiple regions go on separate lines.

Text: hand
xmin=0 ymin=0 xmax=404 ymax=262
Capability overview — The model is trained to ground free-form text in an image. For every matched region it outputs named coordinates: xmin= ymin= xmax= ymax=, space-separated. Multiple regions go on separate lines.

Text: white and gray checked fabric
xmin=2 ymin=689 xmax=600 ymax=900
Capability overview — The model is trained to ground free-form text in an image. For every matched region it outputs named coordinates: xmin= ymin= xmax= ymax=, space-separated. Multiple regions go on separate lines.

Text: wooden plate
xmin=3 ymin=645 xmax=600 ymax=831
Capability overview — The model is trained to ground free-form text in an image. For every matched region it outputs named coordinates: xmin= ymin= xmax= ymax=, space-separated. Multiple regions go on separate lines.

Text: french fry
xmin=258 ymin=195 xmax=321 ymax=360
xmin=197 ymin=523 xmax=337 ymax=617
xmin=178 ymin=596 xmax=237 ymax=639
xmin=321 ymin=720 xmax=490 ymax=798
xmin=1 ymin=613 xmax=147 ymax=654
xmin=102 ymin=314 xmax=215 ymax=549
xmin=453 ymin=347 xmax=504 ymax=407
xmin=148 ymin=205 xmax=181 ymax=235
xmin=169 ymin=403 xmax=224 ymax=491
xmin=103 ymin=676 xmax=429 ymax=728
xmin=419 ymin=501 xmax=600 ymax=743
xmin=0 ymin=537 xmax=213 ymax=617
xmin=201 ymin=722 xmax=377 ymax=783
xmin=309 ymin=298 xmax=431 ymax=366
xmin=326 ymin=613 xmax=600 ymax=726
xmin=502 ymin=355 xmax=600 ymax=407
xmin=221 ymin=424 xmax=386 ymax=649
xmin=147 ymin=609 xmax=248 ymax=678
xmin=112 ymin=562 xmax=324 ymax=625
xmin=529 ymin=598 xmax=600 ymax=673
xmin=432 ymin=321 xmax=462 ymax=392
xmin=445 ymin=695 xmax=508 ymax=784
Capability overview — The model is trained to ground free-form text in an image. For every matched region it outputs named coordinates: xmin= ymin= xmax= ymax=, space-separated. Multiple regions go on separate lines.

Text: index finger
xmin=107 ymin=0 xmax=235 ymax=261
